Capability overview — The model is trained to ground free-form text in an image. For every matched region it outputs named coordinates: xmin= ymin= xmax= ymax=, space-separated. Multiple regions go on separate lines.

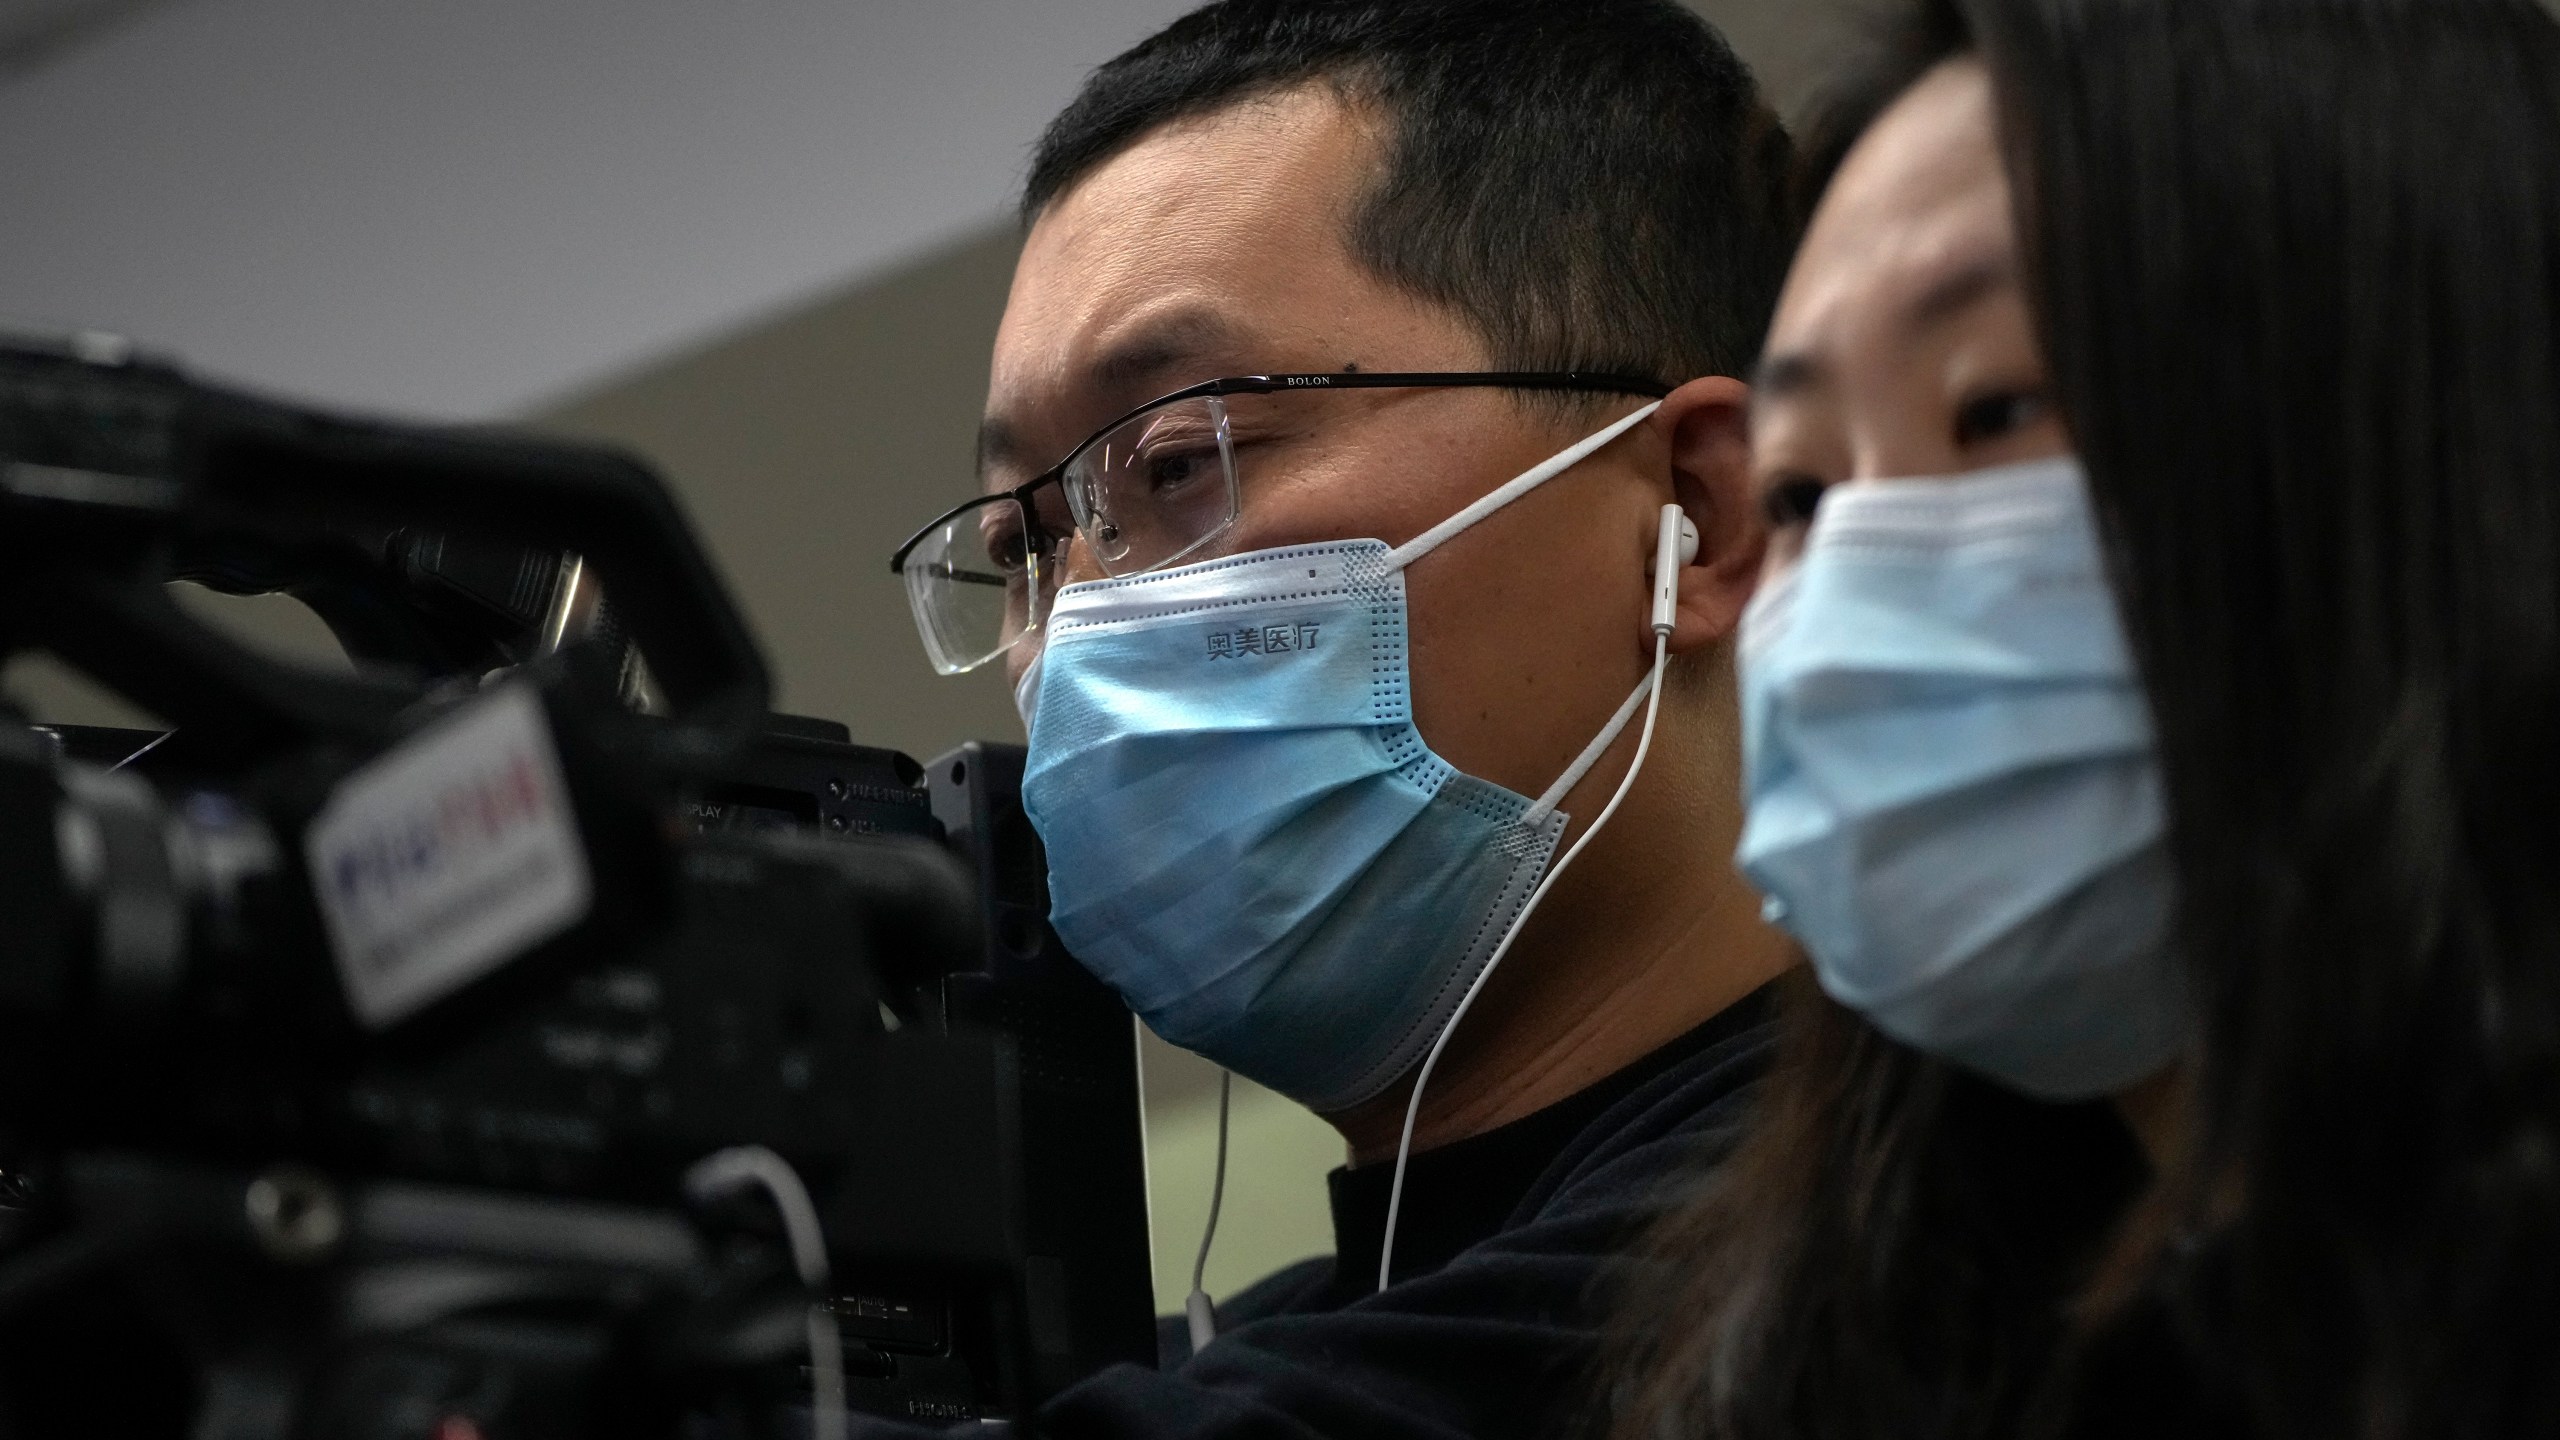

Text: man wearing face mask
xmin=883 ymin=2 xmax=1798 ymax=1436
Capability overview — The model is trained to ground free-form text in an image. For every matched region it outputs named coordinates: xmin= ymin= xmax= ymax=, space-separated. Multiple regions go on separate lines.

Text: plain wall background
xmin=3 ymin=0 xmax=1862 ymax=1311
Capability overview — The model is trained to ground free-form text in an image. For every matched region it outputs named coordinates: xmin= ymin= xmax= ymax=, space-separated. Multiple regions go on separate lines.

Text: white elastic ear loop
xmin=1528 ymin=672 xmax=1654 ymax=822
xmin=1384 ymin=402 xmax=1663 ymax=573
xmin=1376 ymin=628 xmax=1673 ymax=1292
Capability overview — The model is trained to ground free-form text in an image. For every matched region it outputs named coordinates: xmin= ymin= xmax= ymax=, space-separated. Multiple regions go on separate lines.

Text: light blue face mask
xmin=1017 ymin=405 xmax=1661 ymax=1112
xmin=1734 ymin=456 xmax=2186 ymax=1101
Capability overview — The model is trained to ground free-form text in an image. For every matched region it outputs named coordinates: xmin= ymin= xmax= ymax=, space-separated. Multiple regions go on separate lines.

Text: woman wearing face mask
xmin=1606 ymin=0 xmax=2560 ymax=1437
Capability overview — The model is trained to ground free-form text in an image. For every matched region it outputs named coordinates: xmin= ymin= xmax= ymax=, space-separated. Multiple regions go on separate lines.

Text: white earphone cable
xmin=1376 ymin=628 xmax=1672 ymax=1292
xmin=683 ymin=1146 xmax=846 ymax=1440
xmin=1184 ymin=1069 xmax=1234 ymax=1352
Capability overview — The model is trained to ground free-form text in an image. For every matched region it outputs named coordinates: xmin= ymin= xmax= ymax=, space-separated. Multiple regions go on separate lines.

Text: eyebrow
xmin=1903 ymin=251 xmax=2018 ymax=332
xmin=977 ymin=307 xmax=1243 ymax=489
xmin=976 ymin=416 xmax=1026 ymax=486
xmin=1089 ymin=308 xmax=1237 ymax=394
xmin=1750 ymin=350 xmax=1826 ymax=402
xmin=1748 ymin=251 xmax=2022 ymax=410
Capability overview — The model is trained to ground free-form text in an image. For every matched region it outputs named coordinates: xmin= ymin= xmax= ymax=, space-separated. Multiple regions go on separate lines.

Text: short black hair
xmin=1023 ymin=0 xmax=1797 ymax=385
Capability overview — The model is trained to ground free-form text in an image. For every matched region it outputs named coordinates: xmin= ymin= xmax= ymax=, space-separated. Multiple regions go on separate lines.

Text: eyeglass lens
xmin=901 ymin=496 xmax=1057 ymax=674
xmin=903 ymin=393 xmax=1246 ymax=673
xmin=1061 ymin=395 xmax=1241 ymax=576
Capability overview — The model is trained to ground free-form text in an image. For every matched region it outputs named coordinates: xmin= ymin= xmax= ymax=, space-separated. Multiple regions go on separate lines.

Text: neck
xmin=1328 ymin=703 xmax=1792 ymax=1165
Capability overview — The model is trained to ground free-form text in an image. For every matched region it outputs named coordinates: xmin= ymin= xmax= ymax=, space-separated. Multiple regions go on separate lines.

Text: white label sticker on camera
xmin=305 ymin=685 xmax=593 ymax=1029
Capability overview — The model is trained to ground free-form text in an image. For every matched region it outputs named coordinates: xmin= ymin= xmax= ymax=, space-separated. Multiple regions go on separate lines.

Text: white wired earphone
xmin=1184 ymin=504 xmax=1698 ymax=1344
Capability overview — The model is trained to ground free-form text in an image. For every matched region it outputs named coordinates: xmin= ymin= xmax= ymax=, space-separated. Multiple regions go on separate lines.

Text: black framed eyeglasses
xmin=888 ymin=370 xmax=1668 ymax=675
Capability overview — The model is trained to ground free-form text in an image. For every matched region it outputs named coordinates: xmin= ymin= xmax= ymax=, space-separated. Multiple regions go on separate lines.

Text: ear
xmin=1650 ymin=374 xmax=1763 ymax=655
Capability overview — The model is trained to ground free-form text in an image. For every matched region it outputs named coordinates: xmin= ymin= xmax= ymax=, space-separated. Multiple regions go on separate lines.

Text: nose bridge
xmin=1784 ymin=264 xmax=1964 ymax=486
xmin=1056 ymin=530 xmax=1110 ymax=589
xmin=1844 ymin=373 xmax=1966 ymax=483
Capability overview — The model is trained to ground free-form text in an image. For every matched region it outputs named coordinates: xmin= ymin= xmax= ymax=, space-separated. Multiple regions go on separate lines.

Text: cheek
xmin=1219 ymin=460 xmax=1383 ymax=552
xmin=1846 ymin=386 xmax=1978 ymax=480
xmin=1055 ymin=534 xmax=1109 ymax=587
xmin=1229 ymin=421 xmax=1520 ymax=553
xmin=1761 ymin=527 xmax=1808 ymax=575
xmin=1401 ymin=490 xmax=1648 ymax=794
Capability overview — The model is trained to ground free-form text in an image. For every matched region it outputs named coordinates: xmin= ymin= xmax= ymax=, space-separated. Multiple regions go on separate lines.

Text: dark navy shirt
xmin=1032 ymin=988 xmax=1775 ymax=1440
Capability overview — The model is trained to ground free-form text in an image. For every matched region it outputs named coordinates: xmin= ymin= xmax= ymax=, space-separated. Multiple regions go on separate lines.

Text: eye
xmin=977 ymin=513 xmax=1029 ymax=572
xmin=1140 ymin=444 xmax=1220 ymax=495
xmin=1953 ymin=387 xmax=2052 ymax=448
xmin=1762 ymin=475 xmax=1829 ymax=529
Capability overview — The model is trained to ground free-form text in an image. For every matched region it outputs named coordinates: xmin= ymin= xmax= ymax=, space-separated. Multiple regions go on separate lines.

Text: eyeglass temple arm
xmin=1208 ymin=371 xmax=1671 ymax=397
xmin=889 ymin=370 xmax=1671 ymax=572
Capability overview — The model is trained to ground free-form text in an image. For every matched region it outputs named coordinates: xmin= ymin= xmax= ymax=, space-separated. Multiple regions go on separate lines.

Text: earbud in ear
xmin=1650 ymin=504 xmax=1694 ymax=635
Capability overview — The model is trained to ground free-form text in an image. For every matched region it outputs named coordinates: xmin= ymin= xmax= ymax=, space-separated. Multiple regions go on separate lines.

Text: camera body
xmin=0 ymin=335 xmax=1154 ymax=1436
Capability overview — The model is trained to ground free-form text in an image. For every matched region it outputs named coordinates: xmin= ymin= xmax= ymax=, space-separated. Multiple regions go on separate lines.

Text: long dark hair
xmin=1611 ymin=1 xmax=2560 ymax=1436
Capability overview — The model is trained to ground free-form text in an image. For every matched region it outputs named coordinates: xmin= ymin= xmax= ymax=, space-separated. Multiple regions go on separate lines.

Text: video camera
xmin=0 ymin=334 xmax=1155 ymax=1437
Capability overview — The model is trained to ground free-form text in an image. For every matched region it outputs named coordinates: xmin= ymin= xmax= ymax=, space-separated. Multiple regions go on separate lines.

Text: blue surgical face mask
xmin=1018 ymin=406 xmax=1661 ymax=1112
xmin=1734 ymin=455 xmax=2186 ymax=1101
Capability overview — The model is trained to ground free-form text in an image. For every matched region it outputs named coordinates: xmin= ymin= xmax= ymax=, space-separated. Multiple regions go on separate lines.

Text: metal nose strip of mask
xmin=1007 ymin=401 xmax=1658 ymax=699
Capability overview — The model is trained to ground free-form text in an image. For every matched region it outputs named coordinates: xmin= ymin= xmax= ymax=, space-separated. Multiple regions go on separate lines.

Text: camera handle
xmin=0 ymin=336 xmax=772 ymax=769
